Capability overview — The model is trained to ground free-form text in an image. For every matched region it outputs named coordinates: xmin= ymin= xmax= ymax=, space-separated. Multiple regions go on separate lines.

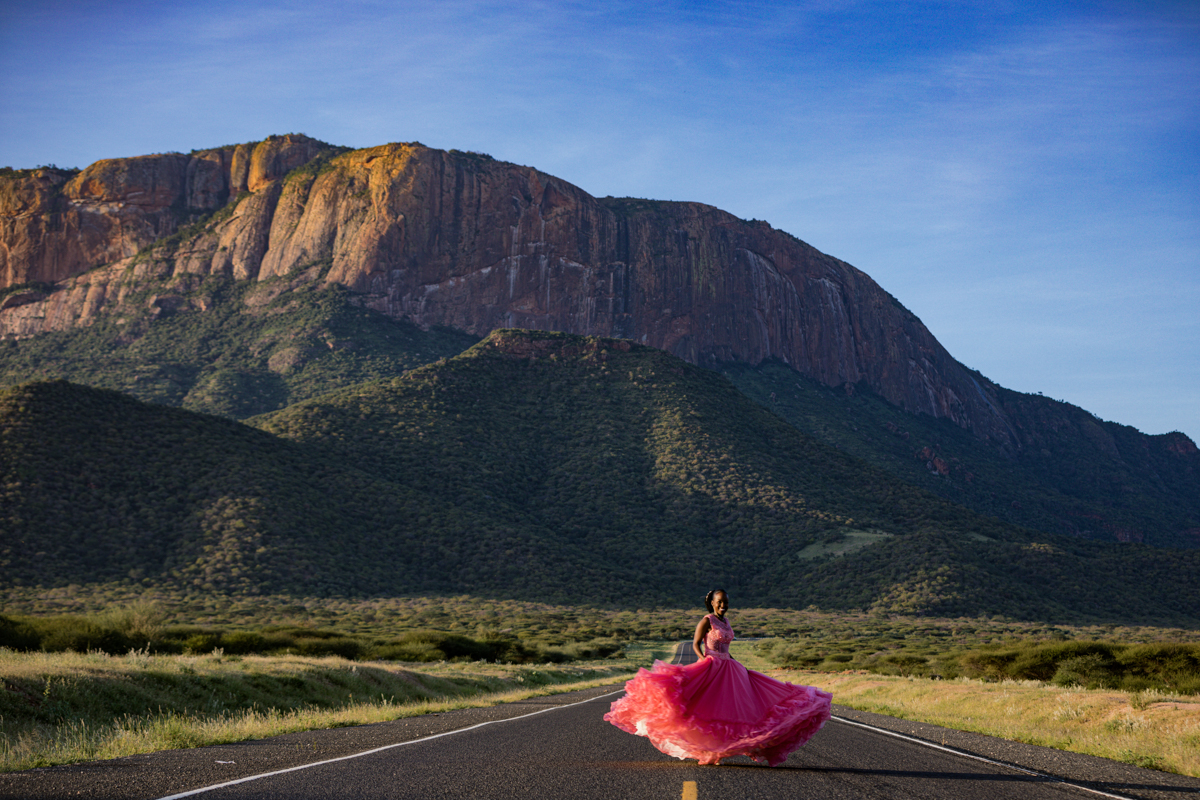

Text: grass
xmin=812 ymin=672 xmax=1198 ymax=776
xmin=0 ymin=647 xmax=637 ymax=773
xmin=794 ymin=529 xmax=894 ymax=560
xmin=732 ymin=642 xmax=1200 ymax=777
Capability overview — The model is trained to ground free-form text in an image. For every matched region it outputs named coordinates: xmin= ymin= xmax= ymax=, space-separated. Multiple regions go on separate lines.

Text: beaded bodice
xmin=704 ymin=614 xmax=733 ymax=659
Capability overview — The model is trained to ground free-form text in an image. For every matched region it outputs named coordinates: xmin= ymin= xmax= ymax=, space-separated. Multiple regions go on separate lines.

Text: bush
xmin=365 ymin=631 xmax=555 ymax=664
xmin=958 ymin=650 xmax=1019 ymax=681
xmin=370 ymin=641 xmax=446 ymax=662
xmin=182 ymin=633 xmax=222 ymax=654
xmin=880 ymin=654 xmax=928 ymax=676
xmin=1052 ymin=653 xmax=1116 ymax=688
xmin=759 ymin=631 xmax=1200 ymax=695
xmin=220 ymin=631 xmax=266 ymax=655
xmin=0 ymin=615 xmax=39 ymax=650
xmin=960 ymin=641 xmax=1120 ymax=683
xmin=1008 ymin=641 xmax=1117 ymax=682
xmin=35 ymin=616 xmax=134 ymax=654
xmin=555 ymin=638 xmax=624 ymax=660
xmin=0 ymin=612 xmax=588 ymax=666
xmin=293 ymin=636 xmax=362 ymax=659
xmin=1116 ymin=643 xmax=1200 ymax=692
xmin=96 ymin=601 xmax=165 ymax=644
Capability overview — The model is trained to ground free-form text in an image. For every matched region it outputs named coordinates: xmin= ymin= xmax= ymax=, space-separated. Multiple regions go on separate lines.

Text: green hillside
xmin=251 ymin=329 xmax=1019 ymax=608
xmin=4 ymin=330 xmax=1194 ymax=624
xmin=724 ymin=361 xmax=1200 ymax=550
xmin=0 ymin=277 xmax=477 ymax=418
xmin=0 ymin=378 xmax=624 ymax=603
xmin=251 ymin=330 xmax=1200 ymax=623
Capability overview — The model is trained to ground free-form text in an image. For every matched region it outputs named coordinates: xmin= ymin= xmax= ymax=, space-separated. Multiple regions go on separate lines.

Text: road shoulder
xmin=832 ymin=705 xmax=1200 ymax=800
xmin=0 ymin=684 xmax=626 ymax=800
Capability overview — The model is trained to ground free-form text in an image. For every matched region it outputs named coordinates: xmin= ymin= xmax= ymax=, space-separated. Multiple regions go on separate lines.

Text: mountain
xmin=3 ymin=330 xmax=1198 ymax=624
xmin=0 ymin=135 xmax=1013 ymax=445
xmin=1 ymin=135 xmax=1197 ymax=548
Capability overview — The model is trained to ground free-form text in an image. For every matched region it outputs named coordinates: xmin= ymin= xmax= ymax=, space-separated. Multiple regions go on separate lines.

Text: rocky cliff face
xmin=0 ymin=135 xmax=331 ymax=291
xmin=0 ymin=137 xmax=1024 ymax=448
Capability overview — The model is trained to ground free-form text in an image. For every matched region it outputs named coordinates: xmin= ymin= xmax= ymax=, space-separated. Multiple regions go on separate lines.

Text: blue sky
xmin=2 ymin=1 xmax=1197 ymax=438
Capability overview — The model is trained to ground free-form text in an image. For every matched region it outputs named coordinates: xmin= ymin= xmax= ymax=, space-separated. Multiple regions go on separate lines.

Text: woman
xmin=603 ymin=590 xmax=832 ymax=766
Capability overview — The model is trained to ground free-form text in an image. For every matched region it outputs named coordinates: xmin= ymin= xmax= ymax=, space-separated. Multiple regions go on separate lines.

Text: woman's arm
xmin=692 ymin=616 xmax=710 ymax=660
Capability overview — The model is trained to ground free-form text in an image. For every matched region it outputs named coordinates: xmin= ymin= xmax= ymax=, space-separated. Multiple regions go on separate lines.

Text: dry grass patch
xmin=774 ymin=666 xmax=1200 ymax=776
xmin=0 ymin=647 xmax=635 ymax=773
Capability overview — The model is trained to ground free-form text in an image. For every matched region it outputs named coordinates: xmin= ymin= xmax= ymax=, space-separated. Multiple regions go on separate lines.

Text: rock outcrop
xmin=0 ymin=134 xmax=330 ymax=288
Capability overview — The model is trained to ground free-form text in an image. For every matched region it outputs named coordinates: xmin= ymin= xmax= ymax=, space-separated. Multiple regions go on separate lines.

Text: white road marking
xmin=154 ymin=689 xmax=625 ymax=800
xmin=831 ymin=715 xmax=1139 ymax=800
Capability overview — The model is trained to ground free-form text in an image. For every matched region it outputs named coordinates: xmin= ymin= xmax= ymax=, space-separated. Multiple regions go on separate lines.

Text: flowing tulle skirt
xmin=604 ymin=655 xmax=832 ymax=766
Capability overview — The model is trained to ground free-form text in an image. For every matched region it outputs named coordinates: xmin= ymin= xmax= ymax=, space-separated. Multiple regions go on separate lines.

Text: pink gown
xmin=603 ymin=614 xmax=832 ymax=766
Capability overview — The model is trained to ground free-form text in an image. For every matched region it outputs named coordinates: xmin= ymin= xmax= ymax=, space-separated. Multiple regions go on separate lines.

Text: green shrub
xmin=1052 ymin=653 xmax=1117 ymax=689
xmin=1119 ymin=677 xmax=1158 ymax=693
xmin=958 ymin=650 xmax=1019 ymax=681
xmin=1007 ymin=641 xmax=1118 ymax=682
xmin=758 ymin=627 xmax=1200 ymax=695
xmin=1117 ymin=643 xmax=1200 ymax=685
xmin=182 ymin=633 xmax=222 ymax=654
xmin=0 ymin=615 xmax=39 ymax=650
xmin=556 ymin=638 xmax=624 ymax=660
xmin=370 ymin=641 xmax=445 ymax=662
xmin=0 ymin=612 xmax=584 ymax=666
xmin=35 ymin=617 xmax=133 ymax=654
xmin=881 ymin=654 xmax=928 ymax=676
xmin=220 ymin=631 xmax=266 ymax=654
xmin=292 ymin=636 xmax=362 ymax=659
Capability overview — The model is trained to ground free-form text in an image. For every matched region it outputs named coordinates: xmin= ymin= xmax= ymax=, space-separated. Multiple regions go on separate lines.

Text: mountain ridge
xmin=0 ymin=135 xmax=1017 ymax=448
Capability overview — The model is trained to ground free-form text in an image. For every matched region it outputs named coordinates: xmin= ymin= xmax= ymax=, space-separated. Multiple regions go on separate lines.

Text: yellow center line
xmin=682 ymin=780 xmax=697 ymax=800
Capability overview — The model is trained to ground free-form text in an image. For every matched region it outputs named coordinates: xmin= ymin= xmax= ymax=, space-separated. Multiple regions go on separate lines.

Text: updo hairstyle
xmin=704 ymin=589 xmax=727 ymax=614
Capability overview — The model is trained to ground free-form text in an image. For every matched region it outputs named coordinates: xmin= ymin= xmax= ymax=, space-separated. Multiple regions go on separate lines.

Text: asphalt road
xmin=3 ymin=647 xmax=1198 ymax=800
